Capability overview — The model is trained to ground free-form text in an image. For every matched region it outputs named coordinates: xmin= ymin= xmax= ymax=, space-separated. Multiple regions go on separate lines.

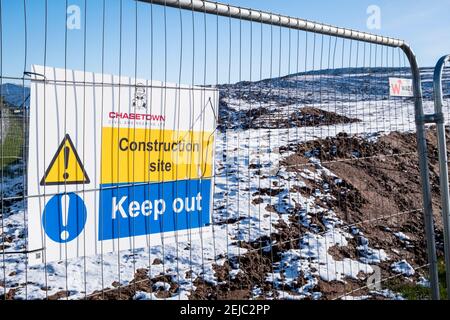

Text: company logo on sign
xmin=132 ymin=84 xmax=148 ymax=110
xmin=108 ymin=84 xmax=166 ymax=125
xmin=389 ymin=78 xmax=414 ymax=97
xmin=108 ymin=112 xmax=166 ymax=122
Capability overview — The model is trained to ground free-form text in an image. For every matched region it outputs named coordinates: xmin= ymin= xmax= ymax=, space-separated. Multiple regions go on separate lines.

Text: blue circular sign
xmin=42 ymin=193 xmax=87 ymax=243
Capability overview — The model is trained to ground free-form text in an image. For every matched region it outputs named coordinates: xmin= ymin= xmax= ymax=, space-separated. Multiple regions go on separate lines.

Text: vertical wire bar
xmin=311 ymin=30 xmax=321 ymax=295
xmin=276 ymin=20 xmax=282 ymax=299
xmin=302 ymin=29 xmax=310 ymax=299
xmin=345 ymin=38 xmax=354 ymax=296
xmin=175 ymin=0 xmax=184 ymax=300
xmin=247 ymin=9 xmax=253 ymax=300
xmin=63 ymin=0 xmax=69 ymax=299
xmin=256 ymin=11 xmax=264 ymax=299
xmin=200 ymin=0 xmax=207 ymax=292
xmin=99 ymin=0 xmax=106 ymax=300
xmin=211 ymin=1 xmax=219 ymax=300
xmin=0 ymin=0 xmax=5 ymax=301
xmin=236 ymin=7 xmax=242 ymax=294
xmin=117 ymin=0 xmax=123 ymax=298
xmin=22 ymin=0 xmax=28 ymax=299
xmin=268 ymin=12 xmax=276 ymax=299
xmin=132 ymin=0 xmax=138 ymax=297
xmin=278 ymin=20 xmax=289 ymax=299
xmin=39 ymin=0 xmax=47 ymax=299
xmin=282 ymin=22 xmax=292 ymax=300
xmin=161 ymin=0 xmax=168 ymax=299
xmin=187 ymin=0 xmax=194 ymax=296
xmin=148 ymin=0 xmax=154 ymax=299
xmin=378 ymin=42 xmax=388 ymax=288
xmin=82 ymin=0 xmax=88 ymax=299
xmin=294 ymin=22 xmax=301 ymax=301
xmin=224 ymin=4 xmax=232 ymax=299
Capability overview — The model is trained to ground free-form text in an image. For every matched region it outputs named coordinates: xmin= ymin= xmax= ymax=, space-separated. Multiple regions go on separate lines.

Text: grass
xmin=385 ymin=259 xmax=448 ymax=300
xmin=0 ymin=105 xmax=25 ymax=170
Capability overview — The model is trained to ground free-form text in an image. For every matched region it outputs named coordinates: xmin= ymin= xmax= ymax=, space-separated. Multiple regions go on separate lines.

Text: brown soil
xmin=88 ymin=269 xmax=179 ymax=300
xmin=250 ymin=107 xmax=361 ymax=129
xmin=220 ymin=105 xmax=360 ymax=130
xmin=279 ymin=128 xmax=447 ymax=298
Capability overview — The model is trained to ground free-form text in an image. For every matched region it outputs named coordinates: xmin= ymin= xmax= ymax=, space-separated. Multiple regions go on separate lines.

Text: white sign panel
xmin=27 ymin=65 xmax=218 ymax=265
xmin=389 ymin=78 xmax=414 ymax=97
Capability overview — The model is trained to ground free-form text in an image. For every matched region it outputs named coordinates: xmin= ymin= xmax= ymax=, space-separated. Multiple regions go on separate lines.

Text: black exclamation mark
xmin=63 ymin=146 xmax=70 ymax=180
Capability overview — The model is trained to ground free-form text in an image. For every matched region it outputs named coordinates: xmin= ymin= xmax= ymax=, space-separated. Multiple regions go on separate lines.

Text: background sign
xmin=28 ymin=65 xmax=218 ymax=265
xmin=389 ymin=78 xmax=414 ymax=97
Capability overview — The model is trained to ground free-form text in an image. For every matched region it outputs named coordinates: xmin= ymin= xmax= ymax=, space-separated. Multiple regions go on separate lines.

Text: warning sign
xmin=27 ymin=65 xmax=218 ymax=265
xmin=389 ymin=78 xmax=414 ymax=97
xmin=40 ymin=134 xmax=90 ymax=186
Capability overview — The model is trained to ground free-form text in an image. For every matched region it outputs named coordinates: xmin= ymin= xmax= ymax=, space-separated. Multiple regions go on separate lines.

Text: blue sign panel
xmin=42 ymin=193 xmax=88 ymax=243
xmin=98 ymin=179 xmax=211 ymax=240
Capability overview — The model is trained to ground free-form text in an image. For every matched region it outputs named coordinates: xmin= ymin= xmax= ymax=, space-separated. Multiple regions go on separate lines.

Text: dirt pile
xmin=282 ymin=129 xmax=446 ymax=233
xmin=219 ymin=104 xmax=360 ymax=130
xmin=250 ymin=107 xmax=361 ymax=130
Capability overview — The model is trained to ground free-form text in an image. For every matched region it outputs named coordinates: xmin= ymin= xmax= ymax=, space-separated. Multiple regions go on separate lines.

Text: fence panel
xmin=432 ymin=55 xmax=450 ymax=299
xmin=0 ymin=0 xmax=445 ymax=300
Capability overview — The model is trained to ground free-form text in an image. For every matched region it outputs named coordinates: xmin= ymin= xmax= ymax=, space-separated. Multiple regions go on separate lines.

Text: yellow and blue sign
xmin=27 ymin=65 xmax=218 ymax=265
xmin=99 ymin=127 xmax=214 ymax=240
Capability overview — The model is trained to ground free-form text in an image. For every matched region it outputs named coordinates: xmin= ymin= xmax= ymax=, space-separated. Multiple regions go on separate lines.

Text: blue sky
xmin=228 ymin=0 xmax=450 ymax=66
xmin=2 ymin=0 xmax=450 ymax=85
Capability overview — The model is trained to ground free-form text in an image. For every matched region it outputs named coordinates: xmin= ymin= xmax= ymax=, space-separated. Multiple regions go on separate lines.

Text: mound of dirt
xmin=219 ymin=105 xmax=360 ymax=130
xmin=279 ymin=128 xmax=447 ymax=299
xmin=282 ymin=129 xmax=446 ymax=233
xmin=87 ymin=269 xmax=179 ymax=300
xmin=251 ymin=107 xmax=361 ymax=129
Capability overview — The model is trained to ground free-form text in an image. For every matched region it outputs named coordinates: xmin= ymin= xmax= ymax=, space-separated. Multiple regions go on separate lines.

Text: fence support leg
xmin=434 ymin=55 xmax=450 ymax=300
xmin=402 ymin=44 xmax=440 ymax=300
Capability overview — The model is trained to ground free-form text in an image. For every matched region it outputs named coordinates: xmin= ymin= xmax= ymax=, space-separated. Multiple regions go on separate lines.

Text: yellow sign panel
xmin=40 ymin=134 xmax=90 ymax=186
xmin=101 ymin=127 xmax=214 ymax=184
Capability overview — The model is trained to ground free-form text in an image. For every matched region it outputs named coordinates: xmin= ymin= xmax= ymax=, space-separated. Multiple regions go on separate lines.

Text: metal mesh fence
xmin=0 ymin=0 xmax=447 ymax=300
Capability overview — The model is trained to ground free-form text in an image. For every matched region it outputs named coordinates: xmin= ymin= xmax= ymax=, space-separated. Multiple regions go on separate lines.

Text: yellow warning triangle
xmin=40 ymin=134 xmax=90 ymax=186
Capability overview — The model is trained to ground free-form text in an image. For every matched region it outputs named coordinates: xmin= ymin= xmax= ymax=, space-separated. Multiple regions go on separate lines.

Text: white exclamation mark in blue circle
xmin=60 ymin=194 xmax=70 ymax=241
xmin=42 ymin=192 xmax=87 ymax=243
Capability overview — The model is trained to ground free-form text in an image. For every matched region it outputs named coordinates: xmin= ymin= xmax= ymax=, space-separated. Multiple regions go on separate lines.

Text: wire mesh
xmin=0 ymin=0 xmax=445 ymax=301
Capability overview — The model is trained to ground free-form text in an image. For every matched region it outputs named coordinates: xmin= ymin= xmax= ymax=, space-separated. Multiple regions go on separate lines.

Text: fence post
xmin=402 ymin=44 xmax=440 ymax=300
xmin=434 ymin=54 xmax=450 ymax=299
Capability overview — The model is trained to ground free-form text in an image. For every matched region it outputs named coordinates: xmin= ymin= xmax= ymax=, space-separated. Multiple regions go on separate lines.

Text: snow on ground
xmin=394 ymin=232 xmax=411 ymax=242
xmin=341 ymin=289 xmax=404 ymax=301
xmin=417 ymin=277 xmax=430 ymax=288
xmin=391 ymin=260 xmax=415 ymax=277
